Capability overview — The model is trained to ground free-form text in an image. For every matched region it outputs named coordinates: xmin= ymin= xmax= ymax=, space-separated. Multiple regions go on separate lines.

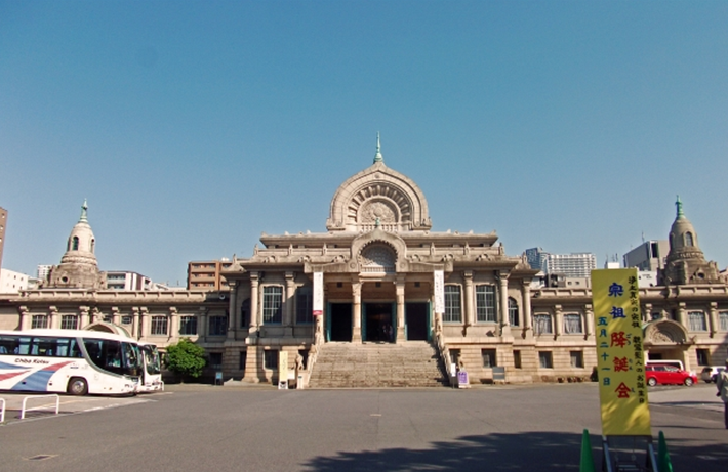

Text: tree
xmin=165 ymin=338 xmax=207 ymax=382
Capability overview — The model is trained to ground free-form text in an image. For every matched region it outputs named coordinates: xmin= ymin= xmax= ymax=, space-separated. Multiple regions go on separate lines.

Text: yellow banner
xmin=592 ymin=268 xmax=651 ymax=436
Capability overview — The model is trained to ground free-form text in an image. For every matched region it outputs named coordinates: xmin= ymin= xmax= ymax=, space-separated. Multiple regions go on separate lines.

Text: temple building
xmin=1 ymin=141 xmax=727 ymax=386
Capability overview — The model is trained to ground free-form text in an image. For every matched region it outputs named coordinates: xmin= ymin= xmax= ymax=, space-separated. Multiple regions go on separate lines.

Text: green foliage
xmin=165 ymin=338 xmax=207 ymax=380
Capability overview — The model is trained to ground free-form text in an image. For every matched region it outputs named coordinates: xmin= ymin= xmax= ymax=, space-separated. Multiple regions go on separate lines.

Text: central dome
xmin=326 ymin=158 xmax=432 ymax=232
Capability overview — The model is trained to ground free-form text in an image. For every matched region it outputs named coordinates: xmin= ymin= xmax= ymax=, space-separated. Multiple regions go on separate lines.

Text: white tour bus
xmin=0 ymin=329 xmax=141 ymax=395
xmin=137 ymin=342 xmax=164 ymax=392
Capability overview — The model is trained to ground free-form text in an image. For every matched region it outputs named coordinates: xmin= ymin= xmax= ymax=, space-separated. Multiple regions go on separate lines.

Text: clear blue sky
xmin=2 ymin=1 xmax=727 ymax=286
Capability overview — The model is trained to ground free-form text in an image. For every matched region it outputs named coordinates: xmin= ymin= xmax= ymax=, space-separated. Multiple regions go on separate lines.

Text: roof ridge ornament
xmin=676 ymin=195 xmax=684 ymax=219
xmin=373 ymin=132 xmax=383 ymax=164
xmin=80 ymin=199 xmax=89 ymax=223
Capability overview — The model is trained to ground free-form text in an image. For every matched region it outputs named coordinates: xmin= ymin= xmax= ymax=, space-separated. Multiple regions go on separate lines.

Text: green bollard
xmin=579 ymin=429 xmax=596 ymax=472
xmin=657 ymin=431 xmax=674 ymax=472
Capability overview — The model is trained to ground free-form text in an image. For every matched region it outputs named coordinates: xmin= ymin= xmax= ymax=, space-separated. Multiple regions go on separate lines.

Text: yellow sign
xmin=592 ymin=268 xmax=651 ymax=436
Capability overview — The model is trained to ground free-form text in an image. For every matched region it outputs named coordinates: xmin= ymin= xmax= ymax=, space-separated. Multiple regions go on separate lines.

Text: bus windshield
xmin=142 ymin=345 xmax=161 ymax=375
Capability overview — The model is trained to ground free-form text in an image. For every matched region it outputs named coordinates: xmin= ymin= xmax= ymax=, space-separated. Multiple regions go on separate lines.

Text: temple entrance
xmin=405 ymin=302 xmax=429 ymax=341
xmin=364 ymin=303 xmax=394 ymax=342
xmin=328 ymin=303 xmax=352 ymax=342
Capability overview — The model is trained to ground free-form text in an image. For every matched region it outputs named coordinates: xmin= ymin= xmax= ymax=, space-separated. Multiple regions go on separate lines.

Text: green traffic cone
xmin=657 ymin=431 xmax=674 ymax=472
xmin=579 ymin=429 xmax=596 ymax=472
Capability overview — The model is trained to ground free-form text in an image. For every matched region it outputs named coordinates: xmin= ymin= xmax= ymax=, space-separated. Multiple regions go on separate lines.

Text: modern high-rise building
xmin=526 ymin=247 xmax=597 ymax=278
xmin=622 ymin=240 xmax=669 ymax=271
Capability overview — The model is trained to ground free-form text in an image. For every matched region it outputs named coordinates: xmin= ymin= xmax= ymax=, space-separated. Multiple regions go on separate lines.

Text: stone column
xmin=554 ymin=304 xmax=563 ymax=339
xmin=90 ymin=307 xmax=100 ymax=325
xmin=111 ymin=306 xmax=120 ymax=326
xmin=78 ymin=306 xmax=90 ymax=330
xmin=17 ymin=306 xmax=29 ymax=331
xmin=584 ymin=304 xmax=594 ymax=340
xmin=169 ymin=307 xmax=178 ymax=341
xmin=198 ymin=307 xmax=208 ymax=341
xmin=139 ymin=307 xmax=149 ymax=340
xmin=498 ymin=271 xmax=511 ymax=337
xmin=522 ymin=283 xmax=532 ymax=339
xmin=48 ymin=306 xmax=58 ymax=330
xmin=396 ymin=276 xmax=406 ymax=343
xmin=284 ymin=272 xmax=295 ymax=336
xmin=709 ymin=302 xmax=718 ymax=337
xmin=463 ymin=271 xmax=474 ymax=327
xmin=677 ymin=302 xmax=686 ymax=327
xmin=352 ymin=278 xmax=362 ymax=343
xmin=132 ymin=307 xmax=140 ymax=340
xmin=227 ymin=281 xmax=238 ymax=339
xmin=249 ymin=272 xmax=259 ymax=334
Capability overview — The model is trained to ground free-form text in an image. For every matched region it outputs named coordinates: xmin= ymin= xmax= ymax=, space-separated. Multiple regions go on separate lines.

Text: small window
xmin=482 ymin=349 xmax=496 ymax=368
xmin=264 ymin=350 xmax=279 ymax=370
xmin=570 ymin=351 xmax=583 ymax=368
xmin=720 ymin=312 xmax=728 ymax=331
xmin=538 ymin=351 xmax=553 ymax=369
xmin=696 ymin=348 xmax=710 ymax=367
xmin=508 ymin=297 xmax=519 ymax=327
xmin=179 ymin=316 xmax=198 ymax=336
xmin=533 ymin=314 xmax=553 ymax=335
xmin=151 ymin=316 xmax=168 ymax=336
xmin=32 ymin=315 xmax=48 ymax=330
xmin=563 ymin=314 xmax=583 ymax=334
xmin=444 ymin=285 xmax=462 ymax=323
xmin=208 ymin=315 xmax=228 ymax=336
xmin=61 ymin=315 xmax=78 ymax=330
xmin=513 ymin=350 xmax=522 ymax=369
xmin=209 ymin=352 xmax=222 ymax=370
xmin=121 ymin=315 xmax=133 ymax=325
xmin=688 ymin=311 xmax=707 ymax=332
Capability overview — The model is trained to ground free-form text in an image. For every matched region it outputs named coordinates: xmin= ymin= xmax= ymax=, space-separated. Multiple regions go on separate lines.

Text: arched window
xmin=72 ymin=236 xmax=79 ymax=251
xmin=508 ymin=297 xmax=519 ymax=327
xmin=361 ymin=245 xmax=396 ymax=273
xmin=90 ymin=239 xmax=95 ymax=253
xmin=685 ymin=232 xmax=694 ymax=247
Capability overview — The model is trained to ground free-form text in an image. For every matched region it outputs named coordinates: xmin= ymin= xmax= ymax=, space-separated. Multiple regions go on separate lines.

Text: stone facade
xmin=1 ymin=147 xmax=727 ymax=386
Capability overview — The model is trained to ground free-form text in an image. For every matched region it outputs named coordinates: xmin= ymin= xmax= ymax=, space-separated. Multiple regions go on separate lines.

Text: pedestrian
xmin=717 ymin=358 xmax=728 ymax=430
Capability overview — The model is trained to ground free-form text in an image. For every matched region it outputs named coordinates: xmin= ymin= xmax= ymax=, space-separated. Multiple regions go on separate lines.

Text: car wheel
xmin=684 ymin=377 xmax=694 ymax=387
xmin=647 ymin=377 xmax=657 ymax=387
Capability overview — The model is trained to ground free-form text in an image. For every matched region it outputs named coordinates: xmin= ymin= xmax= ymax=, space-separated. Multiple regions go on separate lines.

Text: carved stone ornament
xmin=359 ymin=200 xmax=397 ymax=224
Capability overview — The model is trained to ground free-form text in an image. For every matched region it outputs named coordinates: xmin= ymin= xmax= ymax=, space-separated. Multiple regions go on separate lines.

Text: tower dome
xmin=660 ymin=196 xmax=722 ymax=285
xmin=44 ymin=200 xmax=105 ymax=289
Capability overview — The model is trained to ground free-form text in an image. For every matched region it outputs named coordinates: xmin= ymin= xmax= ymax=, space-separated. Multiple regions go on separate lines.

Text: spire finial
xmin=676 ymin=195 xmax=684 ymax=219
xmin=80 ymin=199 xmax=89 ymax=222
xmin=373 ymin=132 xmax=383 ymax=163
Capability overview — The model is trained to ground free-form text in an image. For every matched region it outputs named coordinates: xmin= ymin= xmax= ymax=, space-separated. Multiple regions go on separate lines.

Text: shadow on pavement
xmin=302 ymin=431 xmax=728 ymax=471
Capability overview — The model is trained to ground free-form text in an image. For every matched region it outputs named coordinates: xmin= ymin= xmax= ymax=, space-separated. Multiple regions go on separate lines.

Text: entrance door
xmin=405 ymin=302 xmax=429 ymax=341
xmin=328 ymin=303 xmax=352 ymax=342
xmin=364 ymin=303 xmax=394 ymax=342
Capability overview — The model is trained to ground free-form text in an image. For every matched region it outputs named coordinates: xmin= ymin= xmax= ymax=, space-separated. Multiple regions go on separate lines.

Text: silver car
xmin=700 ymin=366 xmax=726 ymax=383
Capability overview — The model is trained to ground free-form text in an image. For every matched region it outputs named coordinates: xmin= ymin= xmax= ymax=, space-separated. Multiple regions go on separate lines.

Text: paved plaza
xmin=0 ymin=382 xmax=727 ymax=471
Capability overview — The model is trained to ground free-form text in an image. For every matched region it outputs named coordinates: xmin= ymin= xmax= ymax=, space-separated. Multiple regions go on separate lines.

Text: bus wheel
xmin=67 ymin=377 xmax=88 ymax=395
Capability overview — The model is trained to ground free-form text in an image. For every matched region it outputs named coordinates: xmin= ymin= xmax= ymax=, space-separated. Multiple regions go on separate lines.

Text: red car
xmin=646 ymin=364 xmax=697 ymax=386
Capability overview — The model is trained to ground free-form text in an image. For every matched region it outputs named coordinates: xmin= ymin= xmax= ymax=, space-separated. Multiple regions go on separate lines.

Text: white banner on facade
xmin=434 ymin=270 xmax=444 ymax=313
xmin=313 ymin=271 xmax=324 ymax=316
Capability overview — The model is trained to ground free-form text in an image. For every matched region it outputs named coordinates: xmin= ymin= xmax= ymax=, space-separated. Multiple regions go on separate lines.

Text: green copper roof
xmin=675 ymin=195 xmax=685 ymax=219
xmin=373 ymin=132 xmax=383 ymax=164
xmin=79 ymin=199 xmax=88 ymax=223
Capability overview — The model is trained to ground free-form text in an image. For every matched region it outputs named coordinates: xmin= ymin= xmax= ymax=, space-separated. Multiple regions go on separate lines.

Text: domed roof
xmin=60 ymin=200 xmax=98 ymax=267
xmin=326 ymin=135 xmax=432 ymax=233
xmin=669 ymin=196 xmax=699 ymax=252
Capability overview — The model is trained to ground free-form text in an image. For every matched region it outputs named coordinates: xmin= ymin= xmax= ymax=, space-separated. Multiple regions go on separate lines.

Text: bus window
xmin=16 ymin=337 xmax=32 ymax=355
xmin=0 ymin=336 xmax=20 ymax=354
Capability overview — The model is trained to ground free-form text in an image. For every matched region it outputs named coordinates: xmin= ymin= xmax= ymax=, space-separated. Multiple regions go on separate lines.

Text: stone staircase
xmin=308 ymin=341 xmax=450 ymax=388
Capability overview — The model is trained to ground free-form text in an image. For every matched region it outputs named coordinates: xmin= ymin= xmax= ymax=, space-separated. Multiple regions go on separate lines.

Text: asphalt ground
xmin=0 ymin=382 xmax=726 ymax=471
